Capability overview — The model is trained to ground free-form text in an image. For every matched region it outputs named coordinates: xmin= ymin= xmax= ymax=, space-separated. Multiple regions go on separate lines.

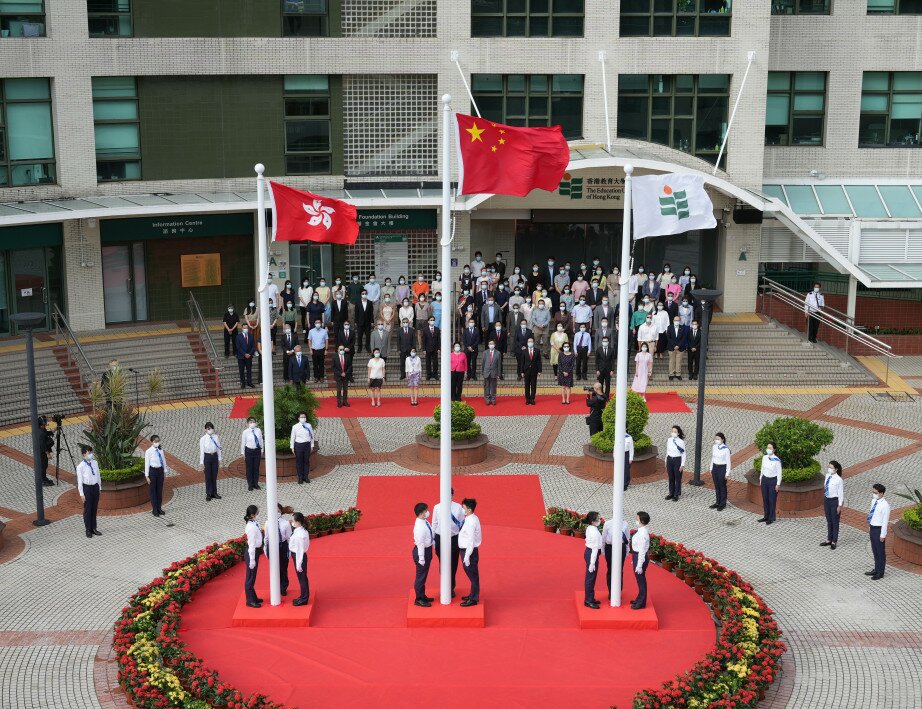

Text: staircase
xmin=0 ymin=345 xmax=85 ymax=426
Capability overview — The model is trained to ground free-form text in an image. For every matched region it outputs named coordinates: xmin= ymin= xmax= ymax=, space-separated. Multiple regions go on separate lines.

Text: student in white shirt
xmin=240 ymin=417 xmax=263 ymax=492
xmin=804 ymin=282 xmax=825 ymax=343
xmin=432 ymin=487 xmax=464 ymax=597
xmin=631 ymin=511 xmax=651 ymax=610
xmin=289 ymin=412 xmax=316 ymax=484
xmin=583 ymin=511 xmax=604 ymax=609
xmin=709 ymin=432 xmax=732 ymax=511
xmin=244 ymin=504 xmax=263 ymax=608
xmin=458 ymin=498 xmax=483 ymax=607
xmin=622 ymin=433 xmax=635 ymax=490
xmin=144 ymin=434 xmax=167 ymax=517
xmin=289 ymin=512 xmax=311 ymax=606
xmin=76 ymin=446 xmax=102 ymax=538
xmin=865 ymin=483 xmax=890 ymax=580
xmin=265 ymin=504 xmax=294 ymax=596
xmin=759 ymin=442 xmax=782 ymax=524
xmin=601 ymin=516 xmax=631 ymax=598
xmin=821 ymin=461 xmax=844 ymax=549
xmin=199 ymin=421 xmax=222 ymax=501
xmin=412 ymin=502 xmax=435 ymax=607
xmin=665 ymin=425 xmax=687 ymax=502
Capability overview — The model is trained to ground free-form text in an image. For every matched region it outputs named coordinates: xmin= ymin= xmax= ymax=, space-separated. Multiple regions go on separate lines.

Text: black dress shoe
xmin=92 ymin=530 xmax=102 ymax=536
xmin=305 ymin=478 xmax=310 ymax=483
xmin=765 ymin=520 xmax=774 ymax=525
xmin=206 ymin=496 xmax=212 ymax=502
xmin=424 ymin=596 xmax=435 ymax=602
xmin=158 ymin=509 xmax=165 ymax=515
xmin=584 ymin=601 xmax=600 ymax=609
xmin=281 ymin=590 xmax=288 ymax=596
xmin=337 ymin=403 xmax=342 ymax=408
xmin=709 ymin=503 xmax=719 ymax=509
xmin=86 ymin=531 xmax=93 ymax=538
xmin=665 ymin=495 xmax=673 ymax=501
xmin=246 ymin=602 xmax=262 ymax=608
xmin=254 ymin=484 xmax=261 ymax=490
xmin=757 ymin=517 xmax=768 ymax=523
xmin=671 ymin=497 xmax=679 ymax=502
xmin=292 ymin=598 xmax=306 ymax=606
xmin=298 ymin=480 xmax=304 ymax=485
xmin=460 ymin=599 xmax=478 ymax=607
xmin=820 ymin=541 xmax=832 ymax=547
xmin=716 ymin=506 xmax=725 ymax=511
xmin=631 ymin=604 xmax=645 ymax=611
xmin=214 ymin=494 xmax=222 ymax=499
xmin=256 ymin=597 xmax=264 ymax=603
xmin=343 ymin=402 xmax=350 ymax=407
xmin=414 ymin=599 xmax=431 ymax=607
xmin=830 ymin=543 xmax=837 ymax=549
xmin=152 ymin=511 xmax=160 ymax=517
xmin=462 ymin=595 xmax=471 ymax=601
xmin=871 ymin=575 xmax=882 ymax=581
xmin=248 ymin=486 xmax=254 ymax=492
xmin=864 ymin=571 xmax=876 ymax=576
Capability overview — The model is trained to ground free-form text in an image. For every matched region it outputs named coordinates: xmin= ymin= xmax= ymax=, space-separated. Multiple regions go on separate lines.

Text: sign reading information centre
xmin=101 ymin=213 xmax=255 ymax=242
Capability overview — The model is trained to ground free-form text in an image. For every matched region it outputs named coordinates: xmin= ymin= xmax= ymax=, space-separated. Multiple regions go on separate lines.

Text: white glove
xmin=635 ymin=566 xmax=642 ymax=574
xmin=418 ymin=557 xmax=425 ymax=566
xmin=464 ymin=558 xmax=470 ymax=567
xmin=249 ymin=561 xmax=255 ymax=570
xmin=296 ymin=565 xmax=303 ymax=573
xmin=588 ymin=564 xmax=595 ymax=573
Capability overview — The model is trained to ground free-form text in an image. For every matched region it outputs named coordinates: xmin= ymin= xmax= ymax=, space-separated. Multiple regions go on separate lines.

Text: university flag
xmin=454 ymin=113 xmax=570 ymax=196
xmin=269 ymin=181 xmax=359 ymax=245
xmin=631 ymin=173 xmax=717 ymax=239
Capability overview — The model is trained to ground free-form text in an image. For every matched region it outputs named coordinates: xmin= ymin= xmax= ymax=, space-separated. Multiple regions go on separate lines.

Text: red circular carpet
xmin=179 ymin=476 xmax=715 ymax=708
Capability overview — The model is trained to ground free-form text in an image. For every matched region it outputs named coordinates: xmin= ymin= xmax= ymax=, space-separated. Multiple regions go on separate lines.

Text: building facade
xmin=0 ymin=0 xmax=920 ymax=334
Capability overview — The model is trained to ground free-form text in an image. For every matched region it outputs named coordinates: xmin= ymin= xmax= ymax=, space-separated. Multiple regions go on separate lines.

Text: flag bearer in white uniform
xmin=583 ymin=511 xmax=603 ymax=609
xmin=433 ymin=487 xmax=464 ymax=598
xmin=289 ymin=412 xmax=316 ymax=484
xmin=199 ymin=422 xmax=222 ymax=501
xmin=412 ymin=502 xmax=434 ymax=607
xmin=76 ymin=446 xmax=102 ymax=538
xmin=265 ymin=503 xmax=294 ymax=596
xmin=458 ymin=498 xmax=483 ymax=607
xmin=244 ymin=504 xmax=263 ymax=608
xmin=602 ymin=516 xmax=631 ymax=598
xmin=820 ymin=461 xmax=844 ymax=549
xmin=758 ymin=443 xmax=782 ymax=524
xmin=709 ymin=432 xmax=732 ymax=511
xmin=289 ymin=512 xmax=311 ymax=605
xmin=631 ymin=511 xmax=651 ymax=610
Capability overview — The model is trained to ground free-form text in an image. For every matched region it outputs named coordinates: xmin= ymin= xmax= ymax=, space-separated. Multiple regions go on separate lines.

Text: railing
xmin=187 ymin=291 xmax=222 ymax=396
xmin=762 ymin=269 xmax=922 ymax=302
xmin=52 ymin=304 xmax=97 ymax=396
xmin=762 ymin=277 xmax=854 ymax=324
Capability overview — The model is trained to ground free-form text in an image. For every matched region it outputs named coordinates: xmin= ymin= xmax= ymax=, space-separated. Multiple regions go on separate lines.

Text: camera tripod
xmin=53 ymin=422 xmax=79 ymax=486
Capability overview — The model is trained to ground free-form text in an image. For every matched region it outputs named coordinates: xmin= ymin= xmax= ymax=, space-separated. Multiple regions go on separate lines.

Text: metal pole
xmin=255 ymin=164 xmax=280 ymax=607
xmin=438 ymin=95 xmax=454 ymax=605
xmin=691 ymin=294 xmax=719 ymax=485
xmin=713 ymin=51 xmax=755 ymax=175
xmin=598 ymin=51 xmax=612 ymax=153
xmin=610 ymin=164 xmax=633 ymax=607
xmin=25 ymin=328 xmax=49 ymax=526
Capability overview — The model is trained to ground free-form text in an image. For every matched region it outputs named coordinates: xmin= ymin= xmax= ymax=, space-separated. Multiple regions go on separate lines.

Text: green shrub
xmin=752 ymin=416 xmax=832 ymax=483
xmin=591 ymin=391 xmax=652 ymax=454
xmin=249 ymin=385 xmax=320 ymax=445
xmin=754 ymin=456 xmax=820 ymax=484
xmin=424 ymin=401 xmax=482 ymax=441
xmin=100 ymin=457 xmax=145 ymax=483
xmin=903 ymin=506 xmax=922 ymax=533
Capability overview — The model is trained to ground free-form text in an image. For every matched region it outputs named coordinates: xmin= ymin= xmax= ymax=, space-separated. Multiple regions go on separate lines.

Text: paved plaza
xmin=0 ymin=387 xmax=920 ymax=709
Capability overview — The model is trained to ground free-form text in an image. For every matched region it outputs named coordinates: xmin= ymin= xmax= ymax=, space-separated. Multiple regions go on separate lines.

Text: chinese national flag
xmin=269 ymin=181 xmax=359 ymax=245
xmin=455 ymin=113 xmax=570 ymax=197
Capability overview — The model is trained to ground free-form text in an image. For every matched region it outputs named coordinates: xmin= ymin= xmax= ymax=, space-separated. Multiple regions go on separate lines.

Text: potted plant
xmin=572 ymin=518 xmax=587 ymax=539
xmin=417 ymin=401 xmax=489 ymax=465
xmin=246 ymin=385 xmax=320 ymax=477
xmin=893 ymin=486 xmax=922 ymax=566
xmin=542 ymin=507 xmax=560 ymax=533
xmin=557 ymin=512 xmax=575 ymax=536
xmin=343 ymin=506 xmax=362 ymax=531
xmin=745 ymin=417 xmax=833 ymax=514
xmin=584 ymin=391 xmax=660 ymax=480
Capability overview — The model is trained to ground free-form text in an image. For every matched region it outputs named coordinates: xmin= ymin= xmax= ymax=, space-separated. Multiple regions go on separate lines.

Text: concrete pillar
xmin=717 ymin=221 xmax=760 ymax=313
xmin=62 ymin=219 xmax=105 ymax=331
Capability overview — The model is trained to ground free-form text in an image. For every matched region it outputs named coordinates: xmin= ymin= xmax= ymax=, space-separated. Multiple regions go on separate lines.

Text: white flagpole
xmin=438 ymin=95 xmax=453 ymax=605
xmin=255 ymin=164 xmax=281 ymax=607
xmin=598 ymin=50 xmax=612 ymax=152
xmin=713 ymin=51 xmax=755 ymax=175
xmin=450 ymin=51 xmax=481 ymax=118
xmin=610 ymin=164 xmax=634 ymax=607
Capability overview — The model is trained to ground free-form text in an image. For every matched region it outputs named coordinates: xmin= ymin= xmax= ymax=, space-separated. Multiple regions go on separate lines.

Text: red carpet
xmin=179 ymin=476 xmax=715 ymax=709
xmin=229 ymin=392 xmax=689 ymax=419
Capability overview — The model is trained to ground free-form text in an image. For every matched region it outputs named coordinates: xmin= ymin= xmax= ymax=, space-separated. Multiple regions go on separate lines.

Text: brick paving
xmin=0 ymin=391 xmax=920 ymax=708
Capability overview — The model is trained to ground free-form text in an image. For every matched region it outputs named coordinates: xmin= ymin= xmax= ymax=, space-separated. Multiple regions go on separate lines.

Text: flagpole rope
xmin=452 ymin=54 xmax=481 ymax=118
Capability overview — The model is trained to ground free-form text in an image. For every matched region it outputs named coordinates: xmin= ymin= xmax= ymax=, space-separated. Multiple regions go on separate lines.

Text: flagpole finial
xmin=624 ymin=164 xmax=634 ymax=176
xmin=254 ymin=163 xmax=265 ymax=176
xmin=441 ymin=94 xmax=452 ymax=105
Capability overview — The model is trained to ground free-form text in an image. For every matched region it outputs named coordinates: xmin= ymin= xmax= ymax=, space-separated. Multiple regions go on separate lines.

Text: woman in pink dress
xmin=632 ymin=343 xmax=652 ymax=400
xmin=450 ymin=343 xmax=467 ymax=401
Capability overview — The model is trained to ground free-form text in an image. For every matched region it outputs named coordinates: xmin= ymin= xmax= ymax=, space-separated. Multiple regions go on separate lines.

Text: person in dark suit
xmin=486 ymin=322 xmax=508 ymax=380
xmin=396 ymin=319 xmax=416 ymax=380
xmin=585 ymin=381 xmax=606 ymax=436
xmin=330 ymin=293 xmax=349 ymax=330
xmin=235 ymin=326 xmax=256 ymax=388
xmin=687 ymin=319 xmax=701 ymax=380
xmin=280 ymin=326 xmax=298 ymax=382
xmin=462 ymin=318 xmax=481 ymax=381
xmin=288 ymin=344 xmax=311 ymax=387
xmin=480 ymin=341 xmax=502 ymax=405
xmin=422 ymin=317 xmax=440 ymax=380
xmin=335 ymin=321 xmax=356 ymax=358
xmin=541 ymin=258 xmax=559 ymax=298
xmin=585 ymin=281 xmax=604 ymax=308
xmin=512 ymin=320 xmax=533 ymax=380
xmin=354 ymin=291 xmax=375 ymax=353
xmin=595 ymin=336 xmax=615 ymax=399
xmin=521 ymin=337 xmax=542 ymax=405
xmin=331 ymin=345 xmax=352 ymax=407
xmin=665 ymin=317 xmax=689 ymax=381
xmin=222 ymin=305 xmax=239 ymax=358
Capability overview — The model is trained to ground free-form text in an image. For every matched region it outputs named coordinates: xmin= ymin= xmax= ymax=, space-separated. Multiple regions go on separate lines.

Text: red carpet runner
xmin=179 ymin=475 xmax=715 ymax=708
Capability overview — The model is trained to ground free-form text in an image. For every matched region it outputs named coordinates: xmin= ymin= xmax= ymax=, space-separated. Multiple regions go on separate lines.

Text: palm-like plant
xmin=83 ymin=364 xmax=149 ymax=470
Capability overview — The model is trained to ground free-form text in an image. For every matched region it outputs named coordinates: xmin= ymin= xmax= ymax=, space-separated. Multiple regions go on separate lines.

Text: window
xmin=92 ymin=77 xmax=141 ymax=181
xmin=0 ymin=78 xmax=55 ymax=186
xmin=471 ymin=74 xmax=583 ymax=139
xmin=868 ymin=0 xmax=922 ymax=13
xmin=0 ymin=1 xmax=45 ymax=37
xmin=471 ymin=0 xmax=584 ymax=37
xmin=619 ymin=0 xmax=731 ymax=37
xmin=282 ymin=0 xmax=329 ymax=36
xmin=859 ymin=72 xmax=922 ymax=147
xmin=771 ymin=0 xmax=830 ymax=13
xmin=87 ymin=0 xmax=132 ymax=36
xmin=617 ymin=74 xmax=729 ymax=165
xmin=765 ymin=72 xmax=825 ymax=146
xmin=284 ymin=75 xmax=332 ymax=175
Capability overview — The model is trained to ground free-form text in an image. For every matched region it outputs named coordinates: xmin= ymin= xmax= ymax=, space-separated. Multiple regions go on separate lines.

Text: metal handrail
xmin=52 ymin=304 xmax=97 ymax=390
xmin=761 ymin=277 xmax=854 ymax=324
xmin=187 ymin=291 xmax=222 ymax=395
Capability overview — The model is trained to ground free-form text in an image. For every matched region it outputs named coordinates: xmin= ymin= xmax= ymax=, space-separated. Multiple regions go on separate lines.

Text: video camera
xmin=51 ymin=413 xmax=65 ymax=426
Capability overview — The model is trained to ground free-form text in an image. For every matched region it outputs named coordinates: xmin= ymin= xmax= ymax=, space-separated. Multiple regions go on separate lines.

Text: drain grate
xmin=869 ymin=391 xmax=915 ymax=403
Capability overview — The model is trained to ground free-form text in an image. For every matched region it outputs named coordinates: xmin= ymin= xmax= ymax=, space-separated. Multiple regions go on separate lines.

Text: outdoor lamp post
xmin=688 ymin=289 xmax=722 ymax=487
xmin=12 ymin=312 xmax=51 ymax=527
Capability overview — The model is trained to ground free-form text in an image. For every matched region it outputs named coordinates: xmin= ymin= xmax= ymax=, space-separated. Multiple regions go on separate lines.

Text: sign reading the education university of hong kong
xmin=558 ymin=172 xmax=626 ymax=202
xmin=100 ymin=213 xmax=255 ymax=242
xmin=356 ymin=210 xmax=437 ymax=231
xmin=484 ymin=171 xmax=628 ymax=210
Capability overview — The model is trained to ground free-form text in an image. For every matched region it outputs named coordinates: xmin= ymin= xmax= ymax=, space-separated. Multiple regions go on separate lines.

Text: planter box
xmin=745 ymin=469 xmax=823 ymax=514
xmin=415 ymin=434 xmax=489 ymax=466
xmin=100 ymin=475 xmax=149 ymax=511
xmin=257 ymin=453 xmax=298 ymax=478
xmin=582 ymin=445 xmax=660 ymax=482
xmin=892 ymin=519 xmax=922 ymax=566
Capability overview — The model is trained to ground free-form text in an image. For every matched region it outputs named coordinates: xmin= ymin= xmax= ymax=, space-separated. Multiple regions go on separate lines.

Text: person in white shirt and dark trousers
xmin=665 ymin=425 xmax=686 ymax=501
xmin=199 ymin=422 xmax=222 ymax=501
xmin=821 ymin=461 xmax=844 ymax=549
xmin=76 ymin=446 xmax=102 ymax=538
xmin=433 ymin=488 xmax=463 ymax=597
xmin=866 ymin=483 xmax=890 ymax=580
xmin=623 ymin=432 xmax=635 ymax=490
xmin=240 ymin=417 xmax=263 ymax=491
xmin=458 ymin=498 xmax=482 ymax=607
xmin=412 ymin=502 xmax=435 ymax=607
xmin=244 ymin=505 xmax=263 ymax=608
xmin=265 ymin=504 xmax=294 ymax=596
xmin=804 ymin=283 xmax=825 ymax=343
xmin=759 ymin=443 xmax=782 ymax=524
xmin=289 ymin=412 xmax=316 ymax=484
xmin=709 ymin=433 xmax=732 ymax=511
xmin=601 ymin=517 xmax=630 ymax=598
xmin=631 ymin=511 xmax=651 ymax=610
xmin=583 ymin=511 xmax=603 ymax=609
xmin=144 ymin=434 xmax=167 ymax=517
xmin=289 ymin=512 xmax=311 ymax=605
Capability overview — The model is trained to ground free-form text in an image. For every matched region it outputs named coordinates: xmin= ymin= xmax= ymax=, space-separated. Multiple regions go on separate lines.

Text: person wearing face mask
xmin=199 ymin=422 xmax=223 ymax=502
xmin=606 ymin=267 xmax=621 ymax=304
xmin=471 ymin=251 xmax=486 ymax=276
xmin=430 ymin=271 xmax=444 ymax=298
xmin=462 ymin=319 xmax=481 ymax=381
xmin=346 ymin=273 xmax=363 ymax=307
xmin=595 ymin=337 xmax=615 ymax=399
xmin=572 ymin=295 xmax=593 ymax=332
xmin=574 ymin=324 xmax=592 ymax=381
xmin=585 ymin=381 xmax=606 ymax=435
xmin=281 ymin=324 xmax=298 ymax=382
xmin=289 ymin=512 xmax=311 ymax=606
xmin=355 ymin=290 xmax=375 ymax=353
xmin=414 ymin=295 xmax=433 ymax=350
xmin=596 ymin=317 xmax=613 ymax=350
xmin=367 ymin=348 xmax=386 ymax=406
xmin=236 ymin=324 xmax=256 ymax=389
xmin=630 ymin=300 xmax=649 ymax=343
xmin=450 ymin=342 xmax=467 ymax=401
xmin=406 ymin=347 xmax=422 ymax=405
xmin=412 ymin=272 xmax=430 ymax=303
xmin=804 ymin=282 xmax=825 ymax=343
xmin=664 ymin=426 xmax=686 ymax=502
xmin=508 ymin=266 xmax=524 ymax=293
xmin=631 ymin=511 xmax=651 ymax=610
xmin=709 ymin=433 xmax=732 ymax=511
xmin=394 ymin=276 xmax=409 ymax=305
xmin=684 ymin=274 xmax=699 ymax=305
xmin=582 ymin=511 xmax=604 ymax=609
xmin=298 ymin=279 xmax=313 ymax=330
xmin=512 ymin=316 xmax=533 ymax=380
xmin=411 ymin=502 xmax=435 ymax=607
xmin=687 ymin=319 xmax=701 ymax=380
xmin=601 ymin=515 xmax=630 ymax=598
xmin=222 ymin=304 xmax=239 ymax=358
xmin=665 ymin=275 xmax=682 ymax=302
xmin=290 ymin=411 xmax=316 ymax=483
xmin=486 ymin=321 xmax=508 ymax=380
xmin=458 ymin=498 xmax=482 ymax=607
xmin=266 ymin=298 xmax=282 ymax=347
xmin=396 ymin=319 xmax=416 ymax=380
xmin=591 ymin=296 xmax=612 ymax=333
xmin=530 ymin=297 xmax=551 ymax=355
xmin=308 ymin=320 xmax=329 ymax=382
xmin=364 ymin=273 xmax=380 ymax=307
xmin=335 ymin=319 xmax=356 ymax=362
xmin=636 ymin=315 xmax=658 ymax=366
xmin=240 ymin=417 xmax=263 ymax=491
xmin=371 ymin=321 xmax=391 ymax=363
xmin=553 ymin=302 xmax=574 ymax=339
xmin=628 ymin=267 xmax=643 ymax=307
xmin=758 ymin=442 xmax=782 ymax=525
xmin=549 ymin=323 xmax=570 ymax=377
xmin=526 ymin=264 xmax=542 ymax=292
xmin=379 ymin=293 xmax=396 ymax=332
xmin=432 ymin=292 xmax=444 ymax=330
xmin=306 ymin=292 xmax=325 ymax=328
xmin=315 ymin=277 xmax=332 ymax=323
xmin=521 ymin=337 xmax=542 ymax=405
xmin=481 ymin=338 xmax=502 ymax=405
xmin=641 ymin=272 xmax=661 ymax=304
xmin=663 ymin=291 xmax=679 ymax=321
xmin=331 ymin=276 xmax=346 ymax=301
xmin=76 ymin=445 xmax=102 ymax=538
xmin=243 ymin=299 xmax=260 ymax=338
xmin=820 ymin=460 xmax=844 ymax=549
xmin=264 ymin=504 xmax=294 ymax=596
xmin=678 ymin=298 xmax=693 ymax=328
xmin=283 ymin=297 xmax=299 ymax=335
xmin=422 ymin=317 xmax=440 ymax=380
xmin=578 ymin=276 xmax=596 ymax=306
xmin=398 ymin=297 xmax=415 ymax=331
xmin=558 ymin=285 xmax=574 ymax=313
xmin=653 ymin=302 xmax=670 ymax=359
xmin=143 ymin=434 xmax=168 ymax=517
xmin=554 ymin=266 xmax=571 ymax=295
xmin=332 ymin=345 xmax=353 ymax=408
xmin=479 ymin=295 xmax=500 ymax=338
xmin=866 ymin=483 xmax=890 ymax=581
xmin=380 ymin=276 xmax=395 ymax=303
xmin=678 ymin=266 xmax=692 ymax=291
xmin=542 ymin=257 xmax=558 ymax=295
xmin=666 ymin=315 xmax=689 ymax=381
xmin=459 ymin=265 xmax=474 ymax=293
xmin=288 ymin=344 xmax=310 ymax=388
xmin=657 ymin=264 xmax=673 ymax=290
xmin=330 ymin=288 xmax=349 ymax=330
xmin=243 ymin=504 xmax=263 ymax=608
xmin=631 ymin=343 xmax=652 ymax=400
xmin=281 ymin=280 xmax=296 ymax=310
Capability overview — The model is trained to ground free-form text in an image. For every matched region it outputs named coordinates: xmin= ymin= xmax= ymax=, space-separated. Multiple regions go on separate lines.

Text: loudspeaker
xmin=732 ymin=207 xmax=763 ymax=225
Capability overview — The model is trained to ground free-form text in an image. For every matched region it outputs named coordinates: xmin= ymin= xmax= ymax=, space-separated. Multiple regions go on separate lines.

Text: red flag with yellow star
xmin=454 ymin=113 xmax=570 ymax=197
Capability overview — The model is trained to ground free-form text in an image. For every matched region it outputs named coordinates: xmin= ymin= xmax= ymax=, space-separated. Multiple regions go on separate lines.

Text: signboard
xmin=101 ymin=213 xmax=254 ymax=242
xmin=373 ymin=234 xmax=408 ymax=282
xmin=181 ymin=253 xmax=222 ymax=288
xmin=20 ymin=288 xmax=33 ymax=297
xmin=357 ymin=210 xmax=437 ymax=231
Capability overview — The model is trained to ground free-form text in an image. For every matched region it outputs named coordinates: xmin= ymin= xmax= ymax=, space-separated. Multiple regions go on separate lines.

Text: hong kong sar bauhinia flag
xmin=454 ymin=113 xmax=570 ymax=197
xmin=269 ymin=181 xmax=359 ymax=245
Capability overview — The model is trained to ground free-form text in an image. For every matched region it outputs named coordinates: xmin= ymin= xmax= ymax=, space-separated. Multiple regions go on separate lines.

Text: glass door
xmin=102 ymin=243 xmax=149 ymax=323
xmin=10 ymin=248 xmax=49 ymax=330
